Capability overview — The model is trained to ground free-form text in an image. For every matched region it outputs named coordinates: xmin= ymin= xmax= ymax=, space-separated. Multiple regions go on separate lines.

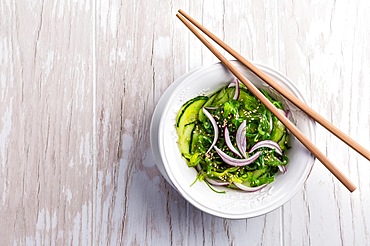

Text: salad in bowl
xmin=151 ymin=61 xmax=315 ymax=219
xmin=176 ymin=79 xmax=290 ymax=193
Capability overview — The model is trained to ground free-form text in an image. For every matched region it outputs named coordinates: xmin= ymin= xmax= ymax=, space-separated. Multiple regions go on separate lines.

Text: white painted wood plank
xmin=0 ymin=0 xmax=94 ymax=245
xmin=94 ymin=0 xmax=191 ymax=245
xmin=277 ymin=0 xmax=370 ymax=245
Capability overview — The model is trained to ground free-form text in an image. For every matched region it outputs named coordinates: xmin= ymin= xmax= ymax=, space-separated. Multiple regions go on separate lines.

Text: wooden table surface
xmin=1 ymin=0 xmax=370 ymax=245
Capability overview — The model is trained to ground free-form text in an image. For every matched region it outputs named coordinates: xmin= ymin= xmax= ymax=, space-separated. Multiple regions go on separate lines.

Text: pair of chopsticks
xmin=176 ymin=9 xmax=370 ymax=192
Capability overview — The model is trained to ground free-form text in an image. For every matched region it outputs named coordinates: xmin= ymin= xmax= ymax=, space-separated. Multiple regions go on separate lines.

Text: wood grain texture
xmin=0 ymin=0 xmax=94 ymax=245
xmin=94 ymin=0 xmax=189 ymax=245
xmin=0 ymin=0 xmax=369 ymax=245
xmin=278 ymin=1 xmax=370 ymax=245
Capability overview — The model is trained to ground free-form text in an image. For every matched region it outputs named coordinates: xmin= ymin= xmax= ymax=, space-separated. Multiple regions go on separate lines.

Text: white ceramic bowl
xmin=150 ymin=61 xmax=316 ymax=219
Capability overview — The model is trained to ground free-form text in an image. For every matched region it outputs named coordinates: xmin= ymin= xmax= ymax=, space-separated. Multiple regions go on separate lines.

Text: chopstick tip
xmin=349 ymin=185 xmax=357 ymax=193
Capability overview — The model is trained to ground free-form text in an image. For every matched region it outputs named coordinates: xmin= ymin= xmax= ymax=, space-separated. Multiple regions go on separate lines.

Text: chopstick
xmin=178 ymin=9 xmax=370 ymax=162
xmin=176 ymin=10 xmax=357 ymax=192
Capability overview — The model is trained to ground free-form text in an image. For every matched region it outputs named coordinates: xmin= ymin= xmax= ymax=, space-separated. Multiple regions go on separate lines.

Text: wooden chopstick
xmin=176 ymin=11 xmax=357 ymax=192
xmin=178 ymin=9 xmax=370 ymax=162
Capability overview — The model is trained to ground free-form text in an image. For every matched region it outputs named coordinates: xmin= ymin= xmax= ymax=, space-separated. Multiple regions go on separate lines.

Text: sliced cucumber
xmin=213 ymin=87 xmax=234 ymax=106
xmin=176 ymin=96 xmax=208 ymax=128
xmin=190 ymin=126 xmax=199 ymax=154
xmin=178 ymin=123 xmax=195 ymax=155
xmin=214 ymin=87 xmax=227 ymax=101
xmin=176 ymin=96 xmax=207 ymax=127
xmin=176 ymin=100 xmax=194 ymax=127
xmin=227 ymin=87 xmax=236 ymax=99
xmin=278 ymin=133 xmax=290 ymax=151
xmin=176 ymin=96 xmax=207 ymax=132
xmin=270 ymin=116 xmax=285 ymax=142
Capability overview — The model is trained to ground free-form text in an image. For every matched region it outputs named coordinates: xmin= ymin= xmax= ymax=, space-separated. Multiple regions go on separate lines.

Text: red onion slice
xmin=202 ymin=107 xmax=219 ymax=154
xmin=224 ymin=126 xmax=242 ymax=158
xmin=228 ymin=81 xmax=236 ymax=87
xmin=236 ymin=120 xmax=247 ymax=158
xmin=214 ymin=146 xmax=261 ymax=166
xmin=277 ymin=108 xmax=286 ymax=116
xmin=285 ymin=109 xmax=290 ymax=118
xmin=233 ymin=78 xmax=240 ymax=100
xmin=227 ymin=78 xmax=240 ymax=100
xmin=233 ymin=182 xmax=268 ymax=192
xmin=206 ymin=178 xmax=230 ymax=186
xmin=249 ymin=140 xmax=283 ymax=155
xmin=278 ymin=165 xmax=287 ymax=174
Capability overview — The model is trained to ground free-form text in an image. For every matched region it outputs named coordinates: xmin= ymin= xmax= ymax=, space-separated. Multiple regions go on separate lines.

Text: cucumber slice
xmin=271 ymin=117 xmax=285 ymax=142
xmin=176 ymin=100 xmax=193 ymax=126
xmin=227 ymin=87 xmax=236 ymax=99
xmin=214 ymin=87 xmax=227 ymax=101
xmin=176 ymin=96 xmax=207 ymax=135
xmin=190 ymin=126 xmax=199 ymax=154
xmin=278 ymin=133 xmax=290 ymax=151
xmin=176 ymin=96 xmax=207 ymax=127
xmin=213 ymin=87 xmax=234 ymax=106
xmin=178 ymin=123 xmax=195 ymax=155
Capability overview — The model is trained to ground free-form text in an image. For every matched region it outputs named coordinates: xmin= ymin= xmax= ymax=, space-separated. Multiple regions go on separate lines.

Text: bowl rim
xmin=156 ymin=61 xmax=316 ymax=219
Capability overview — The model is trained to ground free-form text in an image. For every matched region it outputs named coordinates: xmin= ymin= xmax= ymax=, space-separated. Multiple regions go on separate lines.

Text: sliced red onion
xmin=227 ymin=78 xmax=240 ymax=100
xmin=278 ymin=165 xmax=287 ymax=174
xmin=284 ymin=109 xmax=291 ymax=134
xmin=285 ymin=109 xmax=290 ymax=118
xmin=228 ymin=81 xmax=236 ymax=87
xmin=249 ymin=140 xmax=283 ymax=156
xmin=233 ymin=79 xmax=240 ymax=100
xmin=202 ymin=107 xmax=219 ymax=154
xmin=214 ymin=146 xmax=261 ymax=166
xmin=206 ymin=178 xmax=230 ymax=186
xmin=236 ymin=120 xmax=247 ymax=158
xmin=233 ymin=182 xmax=268 ymax=192
xmin=277 ymin=108 xmax=286 ymax=116
xmin=224 ymin=126 xmax=242 ymax=158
